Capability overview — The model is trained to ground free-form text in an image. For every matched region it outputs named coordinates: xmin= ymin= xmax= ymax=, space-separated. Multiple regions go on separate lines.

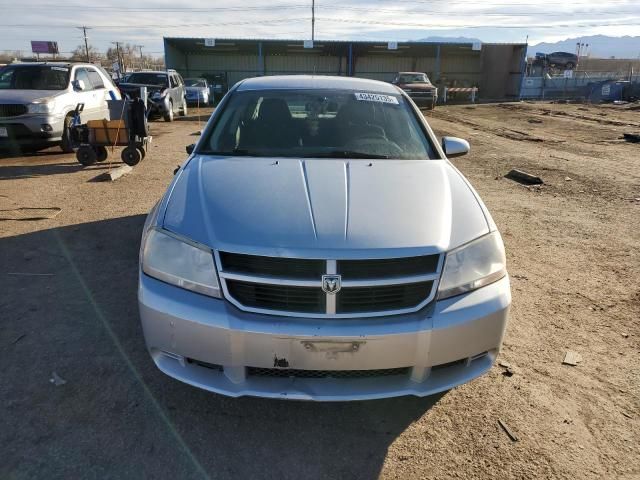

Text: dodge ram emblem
xmin=322 ymin=275 xmax=341 ymax=294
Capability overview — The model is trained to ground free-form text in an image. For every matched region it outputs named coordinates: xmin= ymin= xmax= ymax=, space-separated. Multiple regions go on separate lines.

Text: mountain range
xmin=529 ymin=35 xmax=640 ymax=59
xmin=416 ymin=35 xmax=640 ymax=59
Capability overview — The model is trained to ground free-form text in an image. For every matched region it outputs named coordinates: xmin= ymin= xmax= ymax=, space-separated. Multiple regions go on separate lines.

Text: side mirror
xmin=186 ymin=144 xmax=195 ymax=155
xmin=72 ymin=80 xmax=86 ymax=91
xmin=442 ymin=136 xmax=470 ymax=158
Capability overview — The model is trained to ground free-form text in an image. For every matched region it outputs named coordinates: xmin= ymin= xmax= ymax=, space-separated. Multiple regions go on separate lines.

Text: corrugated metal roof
xmin=164 ymin=37 xmax=526 ymax=47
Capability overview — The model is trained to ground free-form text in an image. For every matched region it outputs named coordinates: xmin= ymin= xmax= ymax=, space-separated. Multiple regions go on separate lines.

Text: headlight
xmin=151 ymin=91 xmax=164 ymax=100
xmin=142 ymin=229 xmax=221 ymax=298
xmin=27 ymin=99 xmax=56 ymax=114
xmin=437 ymin=232 xmax=506 ymax=300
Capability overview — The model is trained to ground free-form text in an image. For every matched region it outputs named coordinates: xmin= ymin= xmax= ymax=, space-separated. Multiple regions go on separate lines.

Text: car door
xmin=72 ymin=67 xmax=101 ymax=121
xmin=170 ymin=74 xmax=181 ymax=109
xmin=85 ymin=67 xmax=110 ymax=119
xmin=176 ymin=74 xmax=186 ymax=104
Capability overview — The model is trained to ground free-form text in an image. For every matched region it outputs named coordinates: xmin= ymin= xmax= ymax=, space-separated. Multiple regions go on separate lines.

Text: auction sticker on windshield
xmin=354 ymin=92 xmax=399 ymax=104
xmin=0 ymin=127 xmax=8 ymax=137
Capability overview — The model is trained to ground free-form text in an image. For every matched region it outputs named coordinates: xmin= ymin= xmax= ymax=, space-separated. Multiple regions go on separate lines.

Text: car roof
xmin=7 ymin=62 xmax=84 ymax=67
xmin=236 ymin=75 xmax=399 ymax=94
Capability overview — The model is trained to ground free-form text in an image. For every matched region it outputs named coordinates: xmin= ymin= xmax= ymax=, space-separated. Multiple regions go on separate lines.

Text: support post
xmin=258 ymin=41 xmax=264 ymax=76
xmin=348 ymin=43 xmax=353 ymax=76
xmin=518 ymin=44 xmax=528 ymax=100
xmin=434 ymin=44 xmax=441 ymax=82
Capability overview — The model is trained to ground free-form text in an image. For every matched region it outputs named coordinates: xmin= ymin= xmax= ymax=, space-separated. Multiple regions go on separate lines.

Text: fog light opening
xmin=40 ymin=124 xmax=53 ymax=132
xmin=466 ymin=351 xmax=489 ymax=367
xmin=161 ymin=350 xmax=186 ymax=366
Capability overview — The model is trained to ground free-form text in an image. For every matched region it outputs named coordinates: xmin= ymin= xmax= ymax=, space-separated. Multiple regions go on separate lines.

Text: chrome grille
xmin=217 ymin=252 xmax=443 ymax=318
xmin=226 ymin=280 xmax=325 ymax=314
xmin=338 ymin=257 xmax=439 ymax=279
xmin=337 ymin=281 xmax=434 ymax=313
xmin=0 ymin=104 xmax=27 ymax=118
xmin=219 ymin=251 xmax=324 ymax=279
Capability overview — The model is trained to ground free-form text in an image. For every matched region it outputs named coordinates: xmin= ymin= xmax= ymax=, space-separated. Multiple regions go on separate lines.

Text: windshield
xmin=202 ymin=89 xmax=435 ymax=159
xmin=124 ymin=72 xmax=168 ymax=86
xmin=0 ymin=65 xmax=70 ymax=90
xmin=185 ymin=78 xmax=206 ymax=87
xmin=397 ymin=74 xmax=430 ymax=84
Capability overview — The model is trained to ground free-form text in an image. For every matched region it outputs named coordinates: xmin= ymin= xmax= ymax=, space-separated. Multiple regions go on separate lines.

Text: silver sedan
xmin=138 ymin=75 xmax=510 ymax=401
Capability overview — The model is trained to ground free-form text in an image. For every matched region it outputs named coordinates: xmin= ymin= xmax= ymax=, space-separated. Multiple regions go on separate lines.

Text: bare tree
xmin=71 ymin=44 xmax=103 ymax=63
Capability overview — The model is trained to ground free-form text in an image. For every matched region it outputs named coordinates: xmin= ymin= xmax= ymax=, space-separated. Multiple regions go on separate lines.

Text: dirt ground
xmin=1 ymin=102 xmax=638 ymax=479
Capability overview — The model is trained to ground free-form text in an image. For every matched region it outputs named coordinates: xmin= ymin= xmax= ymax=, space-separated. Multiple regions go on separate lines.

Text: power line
xmin=0 ymin=18 xmax=311 ymax=29
xmin=1 ymin=15 xmax=638 ymax=30
xmin=315 ymin=17 xmax=640 ymax=29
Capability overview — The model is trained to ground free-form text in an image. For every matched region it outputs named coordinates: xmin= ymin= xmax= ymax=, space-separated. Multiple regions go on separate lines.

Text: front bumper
xmin=139 ymin=274 xmax=510 ymax=401
xmin=147 ymin=97 xmax=170 ymax=115
xmin=0 ymin=114 xmax=65 ymax=147
xmin=403 ymin=88 xmax=438 ymax=105
xmin=185 ymin=91 xmax=208 ymax=104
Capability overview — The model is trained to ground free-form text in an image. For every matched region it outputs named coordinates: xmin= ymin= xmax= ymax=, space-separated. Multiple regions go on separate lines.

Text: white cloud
xmin=0 ymin=0 xmax=638 ymax=56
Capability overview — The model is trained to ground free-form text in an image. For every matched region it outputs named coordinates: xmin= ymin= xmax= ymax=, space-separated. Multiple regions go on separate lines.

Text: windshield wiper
xmin=201 ymin=149 xmax=390 ymax=159
xmin=304 ymin=150 xmax=390 ymax=159
xmin=202 ymin=149 xmax=268 ymax=157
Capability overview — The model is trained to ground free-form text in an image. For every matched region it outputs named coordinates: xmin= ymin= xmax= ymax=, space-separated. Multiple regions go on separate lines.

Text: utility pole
xmin=111 ymin=41 xmax=123 ymax=79
xmin=135 ymin=44 xmax=144 ymax=69
xmin=311 ymin=0 xmax=315 ymax=43
xmin=77 ymin=26 xmax=91 ymax=61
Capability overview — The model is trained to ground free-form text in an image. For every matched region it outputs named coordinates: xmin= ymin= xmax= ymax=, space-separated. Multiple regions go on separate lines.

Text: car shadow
xmin=0 ymin=147 xmax=63 ymax=159
xmin=0 ymin=214 xmax=443 ymax=479
xmin=0 ymin=160 xmax=114 ymax=180
xmin=175 ymin=110 xmax=215 ymax=122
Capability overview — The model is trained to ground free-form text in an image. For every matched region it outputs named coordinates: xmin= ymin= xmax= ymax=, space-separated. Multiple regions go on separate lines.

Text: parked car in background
xmin=392 ymin=72 xmax=438 ymax=110
xmin=138 ymin=75 xmax=511 ymax=401
xmin=184 ymin=78 xmax=210 ymax=106
xmin=545 ymin=52 xmax=578 ymax=69
xmin=118 ymin=70 xmax=186 ymax=122
xmin=0 ymin=62 xmax=121 ymax=152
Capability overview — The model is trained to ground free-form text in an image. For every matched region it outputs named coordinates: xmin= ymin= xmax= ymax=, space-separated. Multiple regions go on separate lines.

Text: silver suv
xmin=118 ymin=70 xmax=187 ymax=122
xmin=0 ymin=62 xmax=121 ymax=153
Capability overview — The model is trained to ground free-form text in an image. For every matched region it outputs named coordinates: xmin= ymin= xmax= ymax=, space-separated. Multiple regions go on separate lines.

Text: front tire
xmin=60 ymin=115 xmax=75 ymax=153
xmin=163 ymin=101 xmax=174 ymax=122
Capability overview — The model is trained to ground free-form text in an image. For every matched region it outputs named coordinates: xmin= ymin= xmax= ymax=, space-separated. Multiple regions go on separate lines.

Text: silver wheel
xmin=164 ymin=101 xmax=174 ymax=122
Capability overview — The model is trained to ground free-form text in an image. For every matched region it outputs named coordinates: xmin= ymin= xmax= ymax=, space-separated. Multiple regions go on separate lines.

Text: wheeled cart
xmin=72 ymin=98 xmax=151 ymax=166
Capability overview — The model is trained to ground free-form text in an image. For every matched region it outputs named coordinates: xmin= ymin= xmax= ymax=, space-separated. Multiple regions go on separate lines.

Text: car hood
xmin=185 ymin=86 xmax=207 ymax=92
xmin=162 ymin=157 xmax=490 ymax=257
xmin=0 ymin=89 xmax=65 ymax=104
xmin=398 ymin=83 xmax=436 ymax=91
xmin=119 ymin=83 xmax=164 ymax=93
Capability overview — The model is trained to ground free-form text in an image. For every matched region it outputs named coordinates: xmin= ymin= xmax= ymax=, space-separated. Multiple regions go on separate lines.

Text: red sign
xmin=31 ymin=41 xmax=59 ymax=54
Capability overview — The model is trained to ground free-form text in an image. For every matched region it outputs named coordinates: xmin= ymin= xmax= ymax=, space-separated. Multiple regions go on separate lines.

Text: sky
xmin=0 ymin=0 xmax=639 ymax=57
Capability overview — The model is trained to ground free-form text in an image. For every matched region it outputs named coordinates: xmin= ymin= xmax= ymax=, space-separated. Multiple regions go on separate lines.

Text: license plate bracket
xmin=0 ymin=127 xmax=8 ymax=137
